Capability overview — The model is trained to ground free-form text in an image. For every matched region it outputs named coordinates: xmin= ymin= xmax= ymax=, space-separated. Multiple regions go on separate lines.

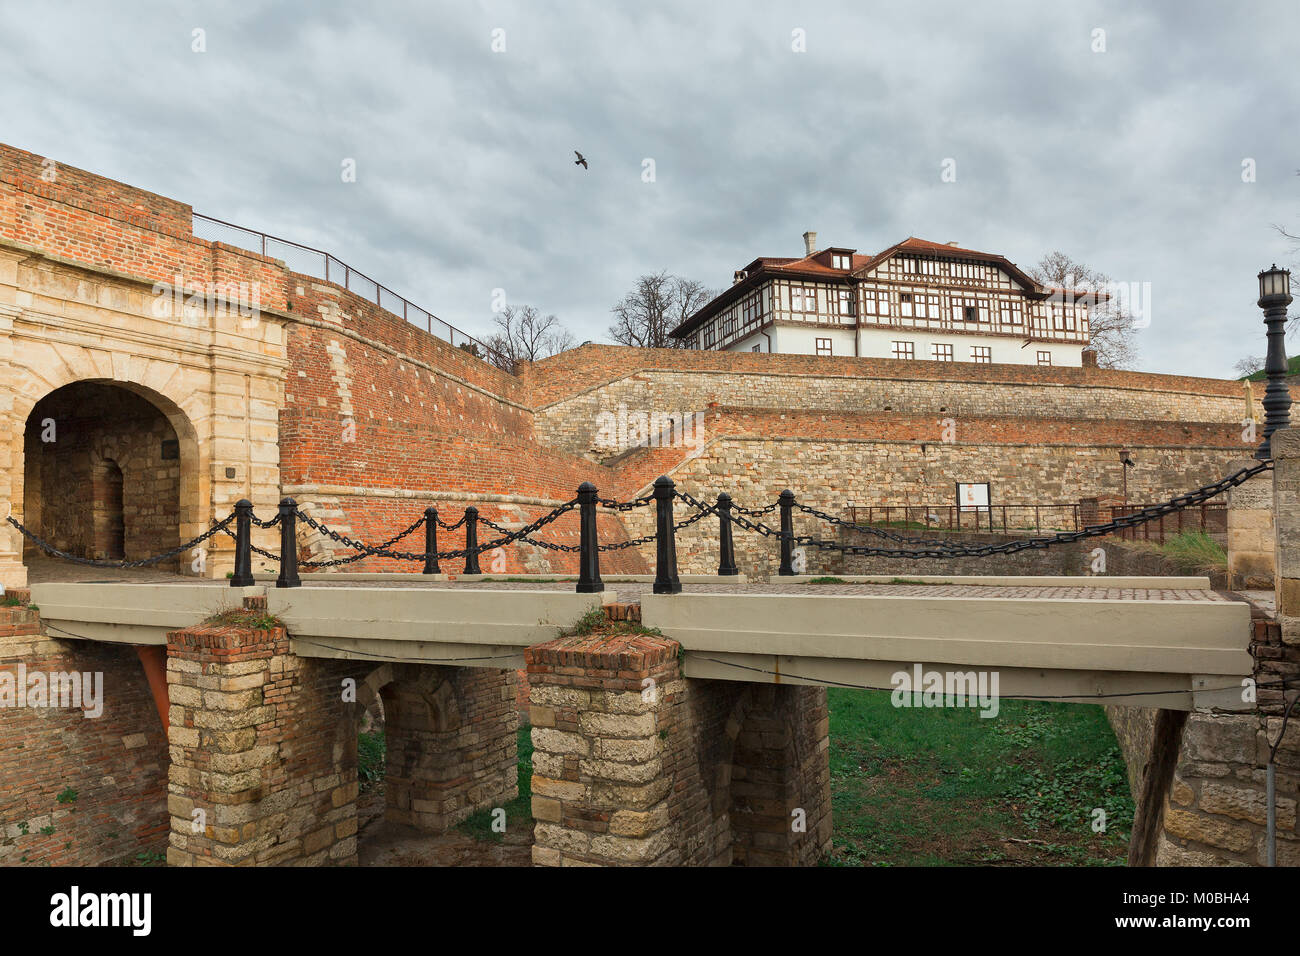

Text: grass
xmin=561 ymin=607 xmax=661 ymax=639
xmin=1 ymin=595 xmax=25 ymax=607
xmin=822 ymin=688 xmax=1133 ymax=866
xmin=1158 ymin=530 xmax=1227 ymax=574
xmin=808 ymin=576 xmax=847 ymax=584
xmin=457 ymin=725 xmax=534 ymax=842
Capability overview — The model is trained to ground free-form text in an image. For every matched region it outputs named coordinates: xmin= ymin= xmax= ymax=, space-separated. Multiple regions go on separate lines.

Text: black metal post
xmin=423 ymin=507 xmax=440 ymax=575
xmin=653 ymin=475 xmax=681 ymax=594
xmin=463 ymin=506 xmax=481 ymax=575
xmin=778 ymin=489 xmax=795 ymax=576
xmin=275 ymin=497 xmax=301 ymax=588
xmin=717 ymin=492 xmax=738 ymax=576
xmin=230 ymin=498 xmax=254 ymax=587
xmin=576 ymin=482 xmax=604 ymax=593
xmin=1257 ymin=269 xmax=1294 ymax=460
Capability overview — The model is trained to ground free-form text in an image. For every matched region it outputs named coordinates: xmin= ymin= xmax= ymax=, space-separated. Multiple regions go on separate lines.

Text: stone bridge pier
xmin=164 ymin=615 xmax=518 ymax=866
xmin=525 ymin=632 xmax=831 ymax=866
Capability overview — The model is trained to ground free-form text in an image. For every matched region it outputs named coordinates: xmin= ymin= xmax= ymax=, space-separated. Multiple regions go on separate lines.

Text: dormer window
xmin=831 ymin=253 xmax=851 ymax=270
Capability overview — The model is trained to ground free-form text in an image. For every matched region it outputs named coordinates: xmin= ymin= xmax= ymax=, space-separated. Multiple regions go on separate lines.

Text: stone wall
xmin=524 ymin=345 xmax=1256 ymax=460
xmin=0 ymin=593 xmax=170 ymax=866
xmin=614 ymin=436 xmax=1249 ymax=577
xmin=378 ymin=664 xmax=517 ymax=831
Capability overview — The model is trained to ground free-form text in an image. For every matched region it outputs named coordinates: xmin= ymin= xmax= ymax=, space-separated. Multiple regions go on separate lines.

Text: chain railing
xmin=7 ymin=460 xmax=1274 ymax=592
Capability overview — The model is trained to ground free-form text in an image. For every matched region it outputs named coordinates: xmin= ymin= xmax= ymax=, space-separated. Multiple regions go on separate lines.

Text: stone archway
xmin=18 ymin=380 xmax=200 ymax=574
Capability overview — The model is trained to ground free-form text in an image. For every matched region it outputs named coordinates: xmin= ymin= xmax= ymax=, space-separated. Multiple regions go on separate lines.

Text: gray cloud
xmin=1 ymin=0 xmax=1296 ymax=375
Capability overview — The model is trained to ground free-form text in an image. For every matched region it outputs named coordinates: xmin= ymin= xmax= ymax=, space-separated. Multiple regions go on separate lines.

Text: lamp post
xmin=1255 ymin=264 xmax=1293 ymax=460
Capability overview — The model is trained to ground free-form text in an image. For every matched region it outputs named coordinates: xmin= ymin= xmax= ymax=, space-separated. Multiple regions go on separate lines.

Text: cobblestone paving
xmin=22 ymin=558 xmax=1229 ymax=601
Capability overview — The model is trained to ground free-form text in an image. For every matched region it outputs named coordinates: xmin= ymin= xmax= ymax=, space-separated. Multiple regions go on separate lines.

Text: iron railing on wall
xmin=191 ymin=213 xmax=505 ymax=365
xmin=846 ymin=501 xmax=1227 ymax=544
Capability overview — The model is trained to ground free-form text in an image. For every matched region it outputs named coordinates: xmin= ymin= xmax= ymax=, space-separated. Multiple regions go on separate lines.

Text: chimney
xmin=946 ymin=241 xmax=960 ymax=246
xmin=803 ymin=231 xmax=817 ymax=256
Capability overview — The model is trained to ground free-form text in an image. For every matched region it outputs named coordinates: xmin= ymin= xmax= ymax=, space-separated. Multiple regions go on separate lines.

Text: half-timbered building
xmin=670 ymin=233 xmax=1095 ymax=366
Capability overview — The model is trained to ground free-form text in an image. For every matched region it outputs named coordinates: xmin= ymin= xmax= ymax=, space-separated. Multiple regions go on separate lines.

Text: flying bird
xmin=574 ymin=151 xmax=588 ymax=169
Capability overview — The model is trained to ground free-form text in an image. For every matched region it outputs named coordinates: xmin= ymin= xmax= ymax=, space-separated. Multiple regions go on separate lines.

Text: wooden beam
xmin=1127 ymin=708 xmax=1189 ymax=867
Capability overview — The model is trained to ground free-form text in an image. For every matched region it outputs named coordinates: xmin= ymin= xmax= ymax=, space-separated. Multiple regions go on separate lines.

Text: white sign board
xmin=956 ymin=482 xmax=991 ymax=513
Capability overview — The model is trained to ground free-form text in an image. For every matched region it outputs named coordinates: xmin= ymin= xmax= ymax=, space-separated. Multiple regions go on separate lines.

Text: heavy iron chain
xmin=221 ymin=527 xmax=282 ymax=563
xmin=477 ymin=514 xmax=579 ymax=552
xmin=7 ymin=513 xmax=235 ymax=569
xmin=249 ymin=513 xmax=430 ymax=568
xmin=790 ymin=461 xmax=1273 ymax=559
xmin=294 ymin=500 xmax=579 ymax=562
xmin=597 ymin=495 xmax=654 ymax=512
xmin=432 ymin=512 xmax=469 ymax=531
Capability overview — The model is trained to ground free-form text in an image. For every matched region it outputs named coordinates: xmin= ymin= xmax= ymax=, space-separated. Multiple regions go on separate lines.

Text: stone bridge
xmin=0 ymin=557 xmax=1273 ymax=867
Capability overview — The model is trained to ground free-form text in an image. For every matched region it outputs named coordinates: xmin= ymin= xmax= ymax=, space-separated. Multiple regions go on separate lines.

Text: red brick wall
xmin=0 ymin=600 xmax=169 ymax=866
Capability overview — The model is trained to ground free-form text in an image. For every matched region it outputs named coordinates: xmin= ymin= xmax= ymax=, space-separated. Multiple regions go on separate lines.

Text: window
xmin=835 ymin=288 xmax=856 ymax=318
xmin=891 ymin=341 xmax=914 ymax=360
xmin=815 ymin=338 xmax=833 ymax=356
xmin=861 ymin=290 xmax=889 ymax=317
xmin=900 ymin=293 xmax=914 ymax=318
xmin=831 ymin=253 xmax=851 ymax=270
xmin=963 ymin=306 xmax=977 ymax=322
xmin=751 ymin=344 xmax=761 ymax=353
xmin=999 ymin=299 xmax=1023 ymax=326
xmin=1037 ymin=351 xmax=1052 ymax=366
xmin=790 ymin=284 xmax=818 ymax=314
xmin=971 ymin=346 xmax=991 ymax=364
xmin=703 ymin=320 xmax=717 ymax=349
xmin=931 ymin=343 xmax=954 ymax=362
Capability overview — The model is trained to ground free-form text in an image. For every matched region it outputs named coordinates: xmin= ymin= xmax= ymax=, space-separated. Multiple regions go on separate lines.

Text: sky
xmin=1 ymin=0 xmax=1297 ymax=378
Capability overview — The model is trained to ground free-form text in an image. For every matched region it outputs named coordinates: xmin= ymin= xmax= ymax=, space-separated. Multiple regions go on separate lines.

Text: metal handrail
xmin=191 ymin=212 xmax=507 ymax=367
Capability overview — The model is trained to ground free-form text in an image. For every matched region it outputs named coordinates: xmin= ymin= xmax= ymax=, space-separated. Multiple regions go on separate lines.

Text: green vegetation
xmin=2 ymin=595 xmax=25 ymax=606
xmin=823 ymin=688 xmax=1133 ymax=866
xmin=357 ymin=730 xmax=385 ymax=789
xmin=457 ymin=725 xmax=533 ymax=843
xmin=202 ymin=608 xmax=282 ymax=630
xmin=55 ymin=788 xmax=78 ymax=805
xmin=1158 ymin=531 xmax=1227 ymax=574
xmin=808 ymin=576 xmax=847 ymax=584
xmin=562 ymin=607 xmax=660 ymax=639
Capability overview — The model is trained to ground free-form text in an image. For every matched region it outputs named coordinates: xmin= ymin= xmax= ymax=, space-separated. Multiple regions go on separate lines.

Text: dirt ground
xmin=355 ymin=786 xmax=533 ymax=867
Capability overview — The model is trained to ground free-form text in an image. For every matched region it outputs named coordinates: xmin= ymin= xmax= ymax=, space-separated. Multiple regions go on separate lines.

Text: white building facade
xmin=671 ymin=234 xmax=1094 ymax=367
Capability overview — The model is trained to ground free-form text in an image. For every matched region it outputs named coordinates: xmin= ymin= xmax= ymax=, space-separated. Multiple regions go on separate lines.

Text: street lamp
xmin=1255 ymin=264 xmax=1293 ymax=460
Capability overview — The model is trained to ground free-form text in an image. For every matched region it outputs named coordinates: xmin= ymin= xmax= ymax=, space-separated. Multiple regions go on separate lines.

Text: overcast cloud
xmin=1 ymin=0 xmax=1297 ymax=377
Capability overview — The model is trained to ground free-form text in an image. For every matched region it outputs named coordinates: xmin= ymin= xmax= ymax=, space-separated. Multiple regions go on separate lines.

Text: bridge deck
xmin=23 ymin=562 xmax=1252 ymax=711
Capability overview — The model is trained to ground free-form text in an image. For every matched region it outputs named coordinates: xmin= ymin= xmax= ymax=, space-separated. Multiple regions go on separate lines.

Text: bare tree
xmin=608 ymin=271 xmax=718 ymax=348
xmin=484 ymin=304 xmax=576 ymax=373
xmin=1030 ymin=252 xmax=1139 ymax=369
xmin=1233 ymin=355 xmax=1266 ymax=379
